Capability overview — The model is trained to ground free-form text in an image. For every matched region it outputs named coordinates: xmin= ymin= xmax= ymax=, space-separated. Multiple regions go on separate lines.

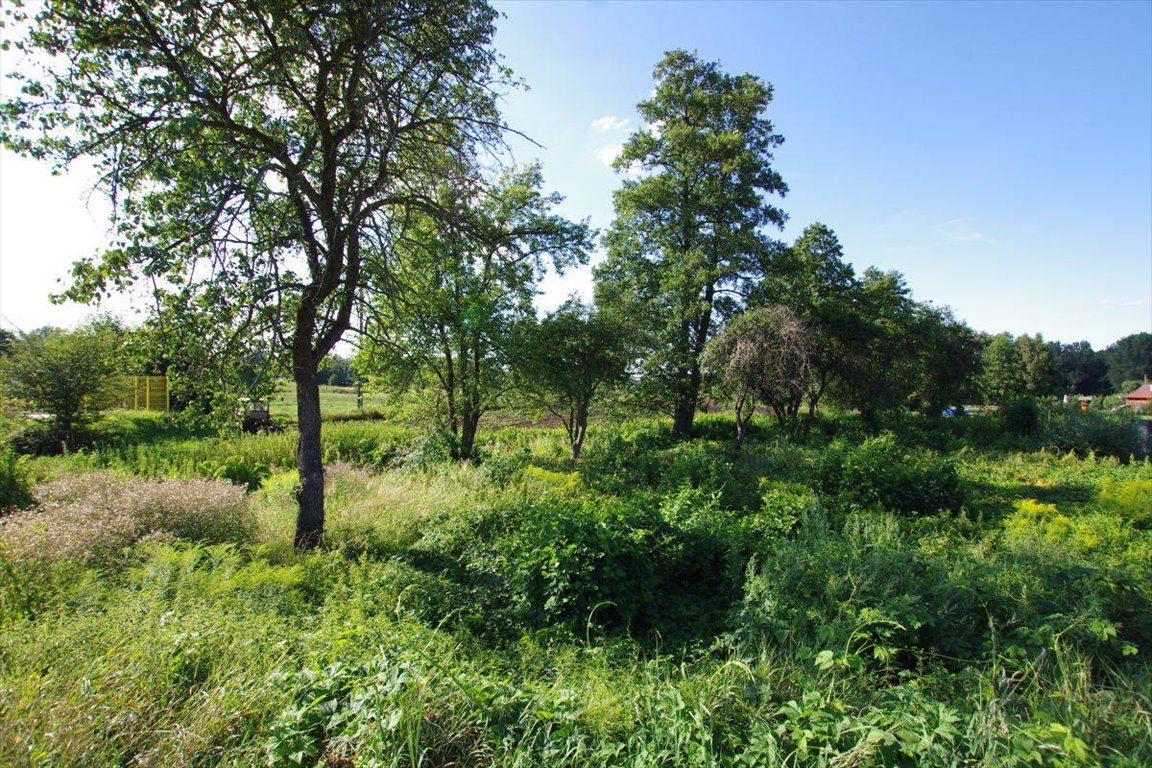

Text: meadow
xmin=1 ymin=405 xmax=1150 ymax=767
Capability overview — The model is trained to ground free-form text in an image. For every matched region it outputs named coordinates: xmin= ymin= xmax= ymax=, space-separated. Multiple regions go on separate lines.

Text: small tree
xmin=2 ymin=324 xmax=121 ymax=449
xmin=703 ymin=306 xmax=810 ymax=447
xmin=359 ymin=166 xmax=591 ymax=460
xmin=515 ymin=301 xmax=631 ymax=460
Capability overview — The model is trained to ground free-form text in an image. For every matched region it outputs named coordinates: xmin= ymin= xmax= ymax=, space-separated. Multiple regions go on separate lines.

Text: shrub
xmin=1001 ymin=497 xmax=1152 ymax=567
xmin=755 ymin=480 xmax=818 ymax=539
xmin=1 ymin=323 xmax=122 ymax=450
xmin=1098 ymin=478 xmax=1152 ymax=528
xmin=1039 ymin=408 xmax=1143 ymax=460
xmin=736 ymin=511 xmax=978 ymax=668
xmin=0 ymin=447 xmax=32 ymax=510
xmin=818 ymin=432 xmax=966 ymax=515
xmin=401 ymin=428 xmax=459 ymax=469
xmin=580 ymin=422 xmax=669 ymax=494
xmin=737 ymin=510 xmax=1152 ymax=670
xmin=1000 ymin=397 xmax=1040 ymax=436
xmin=197 ymin=454 xmax=271 ymax=491
xmin=411 ymin=490 xmax=748 ymax=645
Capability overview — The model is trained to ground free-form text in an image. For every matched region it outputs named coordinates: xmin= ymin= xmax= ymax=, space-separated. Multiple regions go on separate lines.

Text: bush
xmin=817 ymin=432 xmax=966 ymax=515
xmin=580 ymin=421 xmax=670 ymax=493
xmin=737 ymin=510 xmax=1152 ymax=670
xmin=197 ymin=454 xmax=271 ymax=491
xmin=411 ymin=489 xmax=748 ymax=645
xmin=1 ymin=324 xmax=122 ymax=450
xmin=401 ymin=428 xmax=459 ymax=469
xmin=1098 ymin=478 xmax=1152 ymax=528
xmin=1000 ymin=397 xmax=1041 ymax=436
xmin=0 ymin=447 xmax=32 ymax=510
xmin=1039 ymin=408 xmax=1144 ymax=460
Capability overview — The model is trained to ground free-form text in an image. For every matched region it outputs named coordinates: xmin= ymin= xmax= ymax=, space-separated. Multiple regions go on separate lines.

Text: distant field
xmin=268 ymin=381 xmax=394 ymax=420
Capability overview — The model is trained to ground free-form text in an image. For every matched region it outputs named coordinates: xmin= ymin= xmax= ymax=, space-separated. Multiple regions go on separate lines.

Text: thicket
xmin=1 ymin=408 xmax=1150 ymax=765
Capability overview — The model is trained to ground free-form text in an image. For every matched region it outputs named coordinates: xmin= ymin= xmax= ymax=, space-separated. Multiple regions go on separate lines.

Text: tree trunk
xmin=293 ymin=350 xmax=325 ymax=549
xmin=459 ymin=410 xmax=480 ymax=461
xmin=672 ymin=393 xmax=696 ymax=440
xmin=570 ymin=402 xmax=589 ymax=460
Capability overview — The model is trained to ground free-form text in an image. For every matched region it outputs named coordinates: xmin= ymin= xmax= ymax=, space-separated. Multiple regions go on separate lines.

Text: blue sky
xmin=494 ymin=0 xmax=1152 ymax=348
xmin=1 ymin=0 xmax=1149 ymax=349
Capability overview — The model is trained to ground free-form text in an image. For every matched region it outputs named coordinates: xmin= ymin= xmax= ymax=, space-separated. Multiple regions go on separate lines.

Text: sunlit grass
xmin=3 ymin=412 xmax=1151 ymax=765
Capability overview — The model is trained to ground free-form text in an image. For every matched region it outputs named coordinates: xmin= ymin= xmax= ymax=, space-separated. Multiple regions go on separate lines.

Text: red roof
xmin=1124 ymin=383 xmax=1152 ymax=401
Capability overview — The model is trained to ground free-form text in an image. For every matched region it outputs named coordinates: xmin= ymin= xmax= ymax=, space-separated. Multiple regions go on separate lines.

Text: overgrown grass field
xmin=1 ymin=408 xmax=1150 ymax=766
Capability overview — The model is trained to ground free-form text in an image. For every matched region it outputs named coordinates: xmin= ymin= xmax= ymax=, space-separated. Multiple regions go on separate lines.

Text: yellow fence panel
xmin=115 ymin=376 xmax=171 ymax=412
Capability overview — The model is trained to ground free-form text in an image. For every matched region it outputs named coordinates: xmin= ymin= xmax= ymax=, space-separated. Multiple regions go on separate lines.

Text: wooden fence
xmin=115 ymin=376 xmax=170 ymax=412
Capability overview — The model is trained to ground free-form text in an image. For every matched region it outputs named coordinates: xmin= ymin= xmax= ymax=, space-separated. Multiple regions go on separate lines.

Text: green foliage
xmin=1001 ymin=397 xmax=1041 ymax=436
xmin=739 ymin=508 xmax=1152 ymax=673
xmin=1050 ymin=340 xmax=1110 ymax=396
xmin=981 ymin=333 xmax=1057 ymax=404
xmin=514 ymin=300 xmax=632 ymax=459
xmin=818 ymin=433 xmax=966 ymax=515
xmin=358 ymin=165 xmax=592 ymax=461
xmin=1 ymin=323 xmax=122 ymax=449
xmin=0 ymin=447 xmax=32 ymax=510
xmin=1098 ymin=478 xmax=1152 ymax=528
xmin=197 ymin=454 xmax=272 ymax=491
xmin=1039 ymin=407 xmax=1144 ymax=460
xmin=411 ymin=487 xmax=752 ymax=644
xmin=1103 ymin=332 xmax=1152 ymax=392
xmin=3 ymin=408 xmax=1152 ymax=765
xmin=596 ymin=49 xmax=787 ymax=436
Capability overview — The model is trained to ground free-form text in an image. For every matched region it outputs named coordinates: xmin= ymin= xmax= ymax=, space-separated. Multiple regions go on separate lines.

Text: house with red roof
xmin=1124 ymin=380 xmax=1152 ymax=410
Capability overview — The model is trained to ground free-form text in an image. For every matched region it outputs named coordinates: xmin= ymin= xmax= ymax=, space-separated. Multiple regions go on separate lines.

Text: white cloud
xmin=591 ymin=115 xmax=630 ymax=132
xmin=940 ymin=218 xmax=990 ymax=243
xmin=1098 ymin=298 xmax=1151 ymax=307
xmin=595 ymin=143 xmax=623 ymax=167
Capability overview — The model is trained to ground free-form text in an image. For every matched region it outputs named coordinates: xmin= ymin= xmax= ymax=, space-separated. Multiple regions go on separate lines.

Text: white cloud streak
xmin=591 ymin=115 xmax=630 ymax=132
xmin=1098 ymin=298 xmax=1151 ymax=307
xmin=940 ymin=218 xmax=990 ymax=243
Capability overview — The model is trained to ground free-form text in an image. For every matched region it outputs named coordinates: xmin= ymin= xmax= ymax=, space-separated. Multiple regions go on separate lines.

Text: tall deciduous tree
xmin=911 ymin=305 xmax=982 ymax=416
xmin=595 ymin=50 xmax=787 ymax=439
xmin=828 ymin=268 xmax=922 ymax=425
xmin=1049 ymin=341 xmax=1109 ymax=396
xmin=2 ymin=0 xmax=509 ymax=546
xmin=358 ymin=166 xmax=591 ymax=460
xmin=1104 ymin=332 xmax=1152 ymax=393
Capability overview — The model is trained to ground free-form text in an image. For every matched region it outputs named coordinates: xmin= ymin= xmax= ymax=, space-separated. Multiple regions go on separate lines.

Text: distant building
xmin=1124 ymin=380 xmax=1152 ymax=410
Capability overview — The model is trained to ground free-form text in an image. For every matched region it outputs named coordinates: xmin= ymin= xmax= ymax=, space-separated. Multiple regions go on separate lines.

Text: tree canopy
xmin=702 ymin=305 xmax=811 ymax=445
xmin=2 ymin=0 xmax=511 ymax=546
xmin=358 ymin=165 xmax=591 ymax=459
xmin=595 ymin=49 xmax=788 ymax=439
xmin=1 ymin=322 xmax=122 ymax=448
xmin=514 ymin=300 xmax=632 ymax=460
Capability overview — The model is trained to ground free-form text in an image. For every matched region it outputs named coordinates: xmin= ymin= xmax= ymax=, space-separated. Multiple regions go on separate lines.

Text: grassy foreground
xmin=1 ymin=409 xmax=1150 ymax=766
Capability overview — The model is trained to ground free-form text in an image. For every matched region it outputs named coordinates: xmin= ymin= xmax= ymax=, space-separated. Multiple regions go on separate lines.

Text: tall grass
xmin=2 ymin=412 xmax=1151 ymax=765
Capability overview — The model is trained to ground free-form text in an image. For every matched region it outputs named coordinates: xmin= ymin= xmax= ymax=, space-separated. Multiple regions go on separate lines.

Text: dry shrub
xmin=0 ymin=473 xmax=253 ymax=566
